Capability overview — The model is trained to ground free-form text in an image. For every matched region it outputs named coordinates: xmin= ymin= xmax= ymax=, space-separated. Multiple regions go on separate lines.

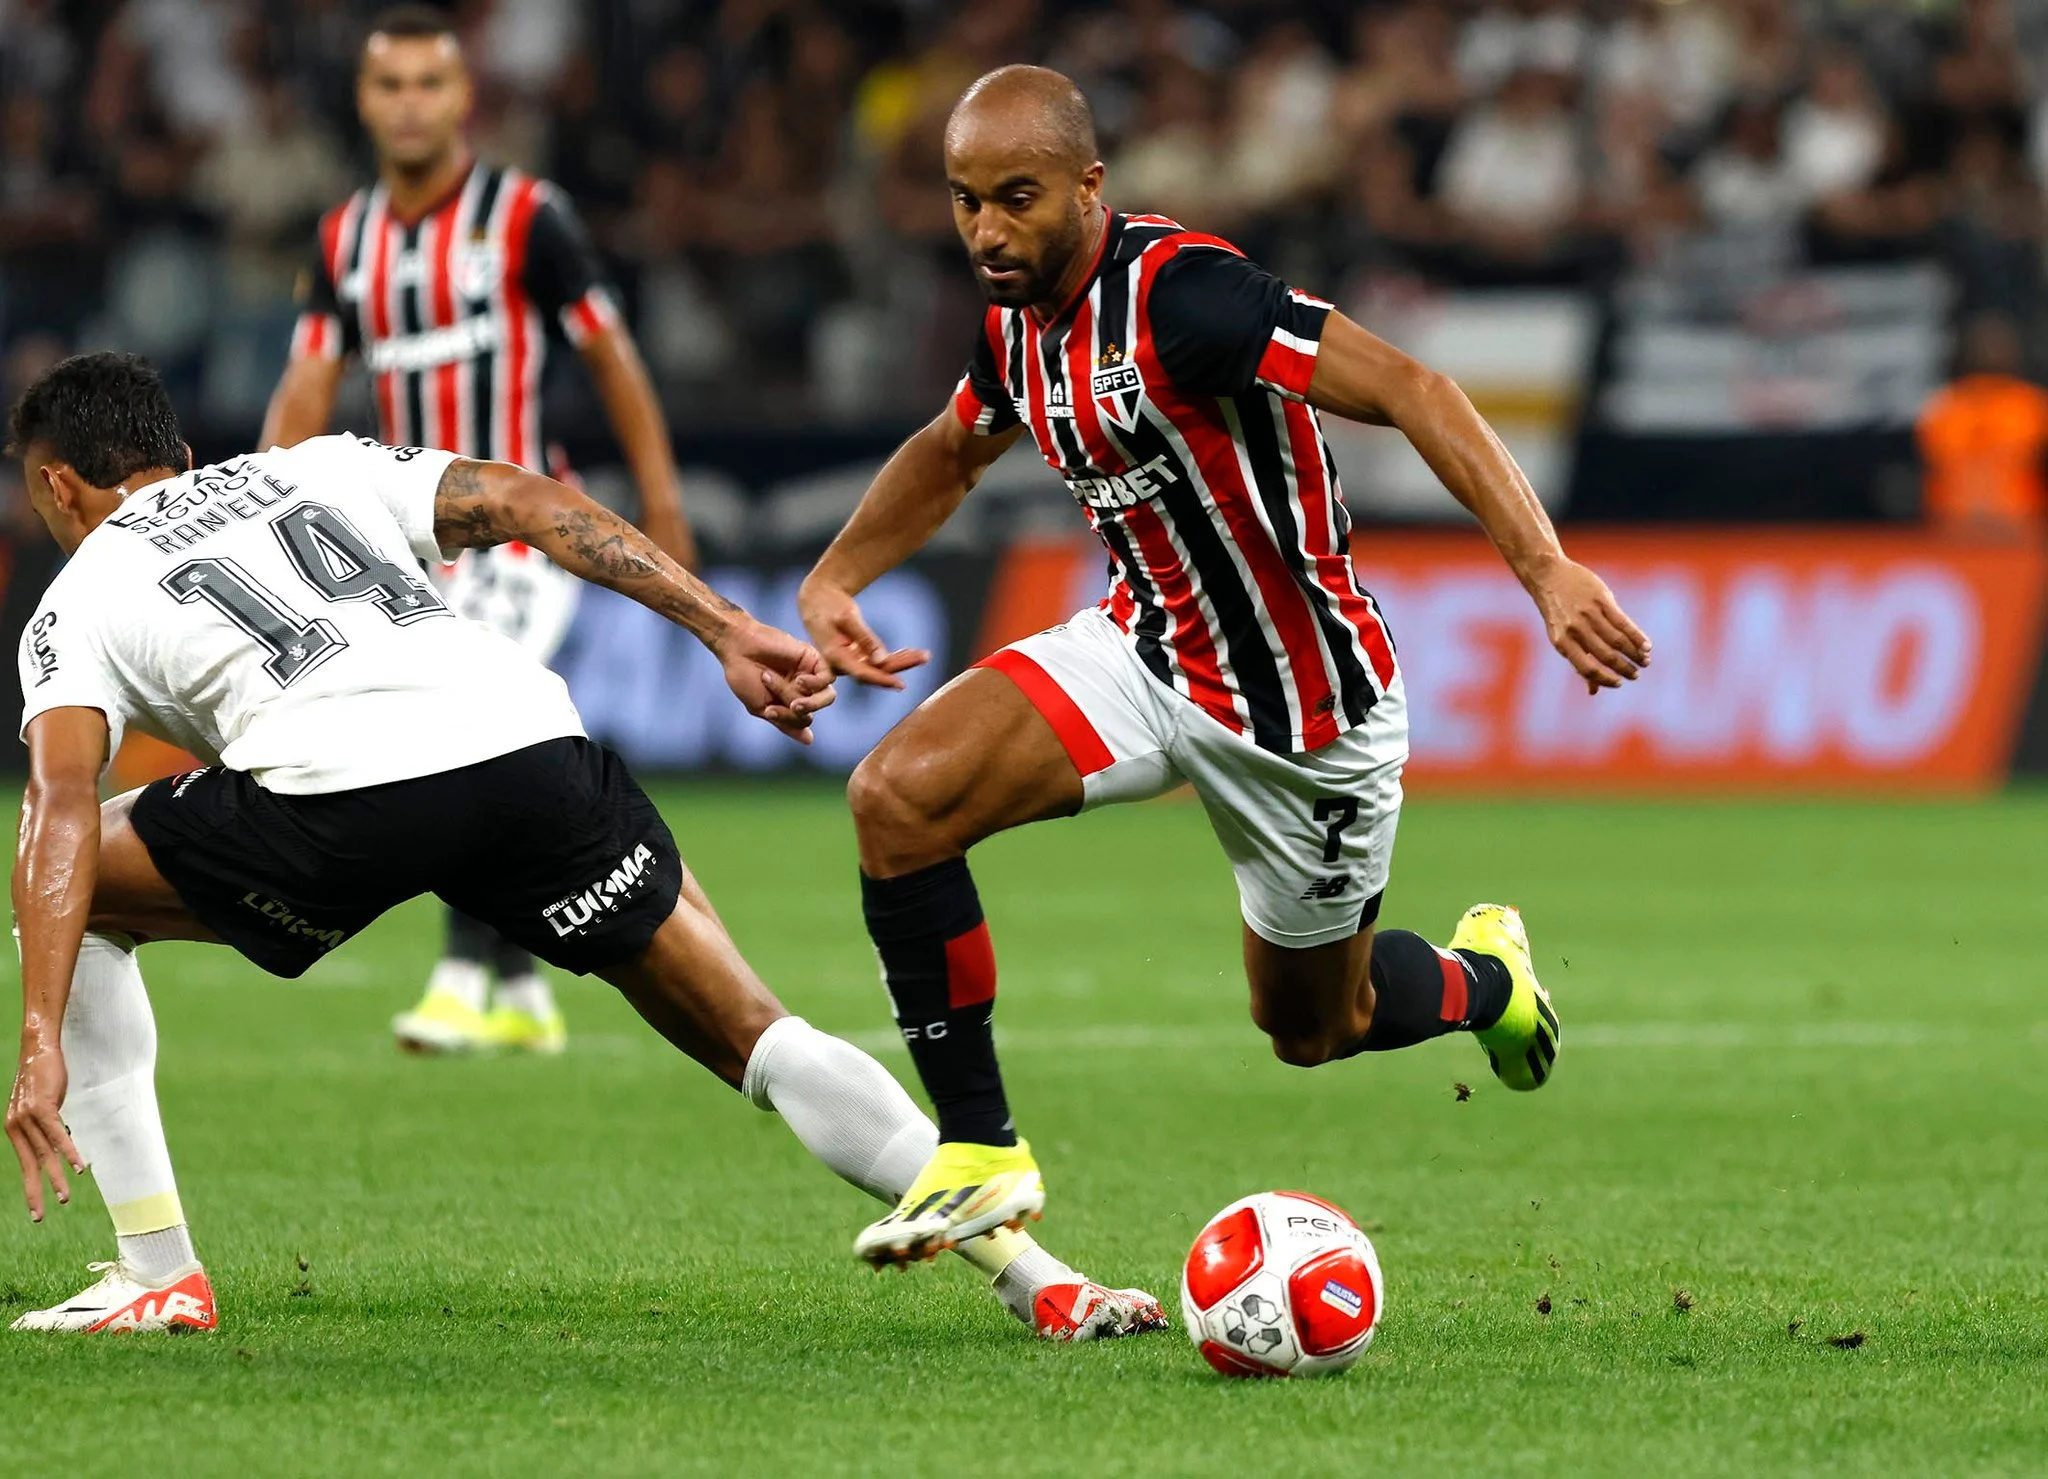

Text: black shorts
xmin=130 ymin=737 xmax=682 ymax=979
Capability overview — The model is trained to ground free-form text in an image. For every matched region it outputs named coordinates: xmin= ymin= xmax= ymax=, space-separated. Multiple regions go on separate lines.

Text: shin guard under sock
xmin=859 ymin=859 xmax=1015 ymax=1146
xmin=1352 ymin=928 xmax=1513 ymax=1053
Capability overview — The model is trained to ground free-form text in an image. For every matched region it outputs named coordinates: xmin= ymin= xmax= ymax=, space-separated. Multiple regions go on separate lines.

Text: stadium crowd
xmin=3 ymin=0 xmax=2048 ymax=430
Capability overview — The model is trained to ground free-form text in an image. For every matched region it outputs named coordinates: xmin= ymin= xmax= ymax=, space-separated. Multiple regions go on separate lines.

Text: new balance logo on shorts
xmin=1300 ymin=875 xmax=1353 ymax=900
xmin=544 ymin=841 xmax=657 ymax=938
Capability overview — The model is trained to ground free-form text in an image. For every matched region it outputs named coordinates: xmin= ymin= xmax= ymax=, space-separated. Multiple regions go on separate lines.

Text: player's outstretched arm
xmin=7 ymin=708 xmax=109 ymax=1221
xmin=259 ymin=356 xmax=344 ymax=452
xmin=431 ymin=457 xmax=834 ymax=742
xmin=798 ymin=412 xmax=1024 ymax=687
xmin=578 ymin=324 xmax=698 ymax=571
xmin=1306 ymin=311 xmax=1651 ymax=693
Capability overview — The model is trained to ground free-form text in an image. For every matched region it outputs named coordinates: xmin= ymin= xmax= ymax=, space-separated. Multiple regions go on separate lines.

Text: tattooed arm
xmin=433 ymin=457 xmax=732 ymax=645
xmin=431 ymin=457 xmax=835 ymax=741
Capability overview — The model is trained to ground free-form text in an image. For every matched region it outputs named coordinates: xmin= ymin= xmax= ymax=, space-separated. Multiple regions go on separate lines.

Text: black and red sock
xmin=859 ymin=859 xmax=1016 ymax=1146
xmin=1351 ymin=929 xmax=1512 ymax=1053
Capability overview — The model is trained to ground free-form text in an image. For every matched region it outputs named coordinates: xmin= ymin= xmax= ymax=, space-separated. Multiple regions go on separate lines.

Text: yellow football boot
xmin=854 ymin=1140 xmax=1044 ymax=1267
xmin=483 ymin=1002 xmax=568 ymax=1056
xmin=1451 ymin=903 xmax=1559 ymax=1091
xmin=391 ymin=987 xmax=492 ymax=1055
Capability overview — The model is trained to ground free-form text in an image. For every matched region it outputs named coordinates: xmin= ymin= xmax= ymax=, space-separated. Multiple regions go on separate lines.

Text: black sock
xmin=1351 ymin=929 xmax=1514 ymax=1053
xmin=860 ymin=859 xmax=1015 ymax=1146
xmin=491 ymin=938 xmax=537 ymax=980
xmin=443 ymin=908 xmax=499 ymax=967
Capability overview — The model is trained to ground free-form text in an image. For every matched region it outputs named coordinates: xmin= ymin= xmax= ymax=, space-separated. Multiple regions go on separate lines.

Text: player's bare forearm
xmin=259 ymin=356 xmax=345 ymax=452
xmin=1306 ymin=312 xmax=1563 ymax=591
xmin=808 ymin=414 xmax=1021 ymax=596
xmin=13 ymin=715 xmax=110 ymax=1054
xmin=1307 ymin=311 xmax=1649 ymax=689
xmin=580 ymin=326 xmax=696 ymax=568
xmin=432 ymin=457 xmax=741 ymax=649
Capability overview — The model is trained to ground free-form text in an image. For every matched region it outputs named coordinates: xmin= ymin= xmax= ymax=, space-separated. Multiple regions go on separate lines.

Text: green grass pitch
xmin=4 ymin=784 xmax=2046 ymax=1476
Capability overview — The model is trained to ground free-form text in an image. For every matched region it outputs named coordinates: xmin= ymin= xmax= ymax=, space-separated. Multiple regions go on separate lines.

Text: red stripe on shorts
xmin=977 ymin=648 xmax=1115 ymax=778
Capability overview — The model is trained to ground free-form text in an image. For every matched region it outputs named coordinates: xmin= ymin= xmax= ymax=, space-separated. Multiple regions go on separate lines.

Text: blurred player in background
xmin=261 ymin=5 xmax=696 ymax=1059
xmin=801 ymin=68 xmax=1651 ymax=1265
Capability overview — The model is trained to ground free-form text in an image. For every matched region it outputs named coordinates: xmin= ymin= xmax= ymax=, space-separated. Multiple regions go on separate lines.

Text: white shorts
xmin=981 ymin=607 xmax=1409 ymax=949
xmin=437 ymin=544 xmax=583 ymax=664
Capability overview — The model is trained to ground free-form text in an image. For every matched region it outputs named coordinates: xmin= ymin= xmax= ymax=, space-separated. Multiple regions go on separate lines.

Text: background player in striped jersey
xmin=260 ymin=6 xmax=695 ymax=1059
xmin=799 ymin=67 xmax=1654 ymax=1265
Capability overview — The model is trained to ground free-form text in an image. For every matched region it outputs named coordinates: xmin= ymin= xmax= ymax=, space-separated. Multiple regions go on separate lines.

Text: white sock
xmin=56 ymin=932 xmax=195 ymax=1280
xmin=426 ymin=959 xmax=489 ymax=1014
xmin=741 ymin=1016 xmax=936 ymax=1201
xmin=494 ymin=972 xmax=557 ymax=1019
xmin=987 ymin=1237 xmax=1081 ymax=1323
xmin=739 ymin=1016 xmax=1078 ymax=1320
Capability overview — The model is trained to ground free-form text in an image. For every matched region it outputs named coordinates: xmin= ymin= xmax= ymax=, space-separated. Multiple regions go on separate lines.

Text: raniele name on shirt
xmin=106 ymin=459 xmax=302 ymax=557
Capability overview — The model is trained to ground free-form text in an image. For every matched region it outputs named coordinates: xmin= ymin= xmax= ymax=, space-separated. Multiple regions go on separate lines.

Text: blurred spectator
xmin=1592 ymin=0 xmax=1736 ymax=145
xmin=1436 ymin=67 xmax=1582 ymax=269
xmin=1112 ymin=60 xmax=1235 ymax=228
xmin=471 ymin=0 xmax=581 ymax=99
xmin=1221 ymin=18 xmax=1339 ymax=217
xmin=0 ymin=0 xmax=77 ymax=106
xmin=91 ymin=0 xmax=258 ymax=142
xmin=190 ymin=79 xmax=351 ymax=305
xmin=1934 ymin=0 xmax=2027 ymax=120
xmin=5 ymin=0 xmax=2048 ymax=431
xmin=1333 ymin=3 xmax=1464 ymax=184
xmin=1693 ymin=94 xmax=1805 ymax=234
xmin=1783 ymin=48 xmax=1887 ymax=205
xmin=1456 ymin=0 xmax=1588 ymax=96
xmin=1916 ymin=315 xmax=2048 ymax=530
xmin=0 ymin=94 xmax=101 ymax=340
xmin=1938 ymin=122 xmax=2042 ymax=319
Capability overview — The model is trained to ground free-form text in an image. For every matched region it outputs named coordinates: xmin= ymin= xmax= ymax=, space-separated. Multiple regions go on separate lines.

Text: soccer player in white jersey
xmin=262 ymin=4 xmax=698 ymax=1058
xmin=3 ymin=353 xmax=1164 ymax=1342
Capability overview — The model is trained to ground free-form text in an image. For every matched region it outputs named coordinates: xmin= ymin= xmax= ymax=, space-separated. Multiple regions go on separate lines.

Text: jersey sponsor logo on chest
xmin=364 ymin=315 xmax=502 ymax=375
xmin=1065 ymin=451 xmax=1180 ymax=511
xmin=340 ymin=237 xmax=501 ymax=304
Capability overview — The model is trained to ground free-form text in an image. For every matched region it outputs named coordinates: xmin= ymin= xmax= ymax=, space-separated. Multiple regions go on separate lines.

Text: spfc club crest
xmin=1091 ymin=342 xmax=1144 ymax=431
xmin=456 ymin=236 xmax=504 ymax=301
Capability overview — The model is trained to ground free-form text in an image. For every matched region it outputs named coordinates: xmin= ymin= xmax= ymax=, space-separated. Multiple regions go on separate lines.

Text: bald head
xmin=947 ymin=66 xmax=1099 ymax=176
xmin=944 ymin=67 xmax=1106 ymax=309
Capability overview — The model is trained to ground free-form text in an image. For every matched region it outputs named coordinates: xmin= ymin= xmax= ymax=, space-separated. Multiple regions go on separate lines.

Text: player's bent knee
xmin=1266 ymin=1031 xmax=1344 ymax=1069
xmin=847 ymin=745 xmax=955 ymax=858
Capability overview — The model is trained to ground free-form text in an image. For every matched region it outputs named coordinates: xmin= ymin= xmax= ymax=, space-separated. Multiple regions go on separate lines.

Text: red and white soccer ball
xmin=1181 ymin=1191 xmax=1383 ymax=1378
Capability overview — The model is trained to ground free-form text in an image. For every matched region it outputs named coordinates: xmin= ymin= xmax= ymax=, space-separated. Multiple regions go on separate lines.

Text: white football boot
xmin=9 ymin=1261 xmax=218 ymax=1333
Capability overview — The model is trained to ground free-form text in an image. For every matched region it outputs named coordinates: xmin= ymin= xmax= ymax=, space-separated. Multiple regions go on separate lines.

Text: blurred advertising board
xmin=5 ymin=531 xmax=2040 ymax=792
xmin=976 ymin=530 xmax=2048 ymax=793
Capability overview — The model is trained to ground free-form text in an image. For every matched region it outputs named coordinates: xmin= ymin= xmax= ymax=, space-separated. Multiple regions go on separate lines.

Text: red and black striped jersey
xmin=287 ymin=161 xmax=620 ymax=473
xmin=953 ymin=212 xmax=1398 ymax=755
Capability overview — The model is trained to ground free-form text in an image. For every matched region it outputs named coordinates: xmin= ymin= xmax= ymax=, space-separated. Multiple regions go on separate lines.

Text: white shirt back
xmin=18 ymin=435 xmax=585 ymax=793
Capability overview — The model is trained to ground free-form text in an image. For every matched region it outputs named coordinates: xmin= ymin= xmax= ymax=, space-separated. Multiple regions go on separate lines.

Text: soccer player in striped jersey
xmin=800 ymin=67 xmax=1653 ymax=1265
xmin=261 ymin=5 xmax=695 ymax=1059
